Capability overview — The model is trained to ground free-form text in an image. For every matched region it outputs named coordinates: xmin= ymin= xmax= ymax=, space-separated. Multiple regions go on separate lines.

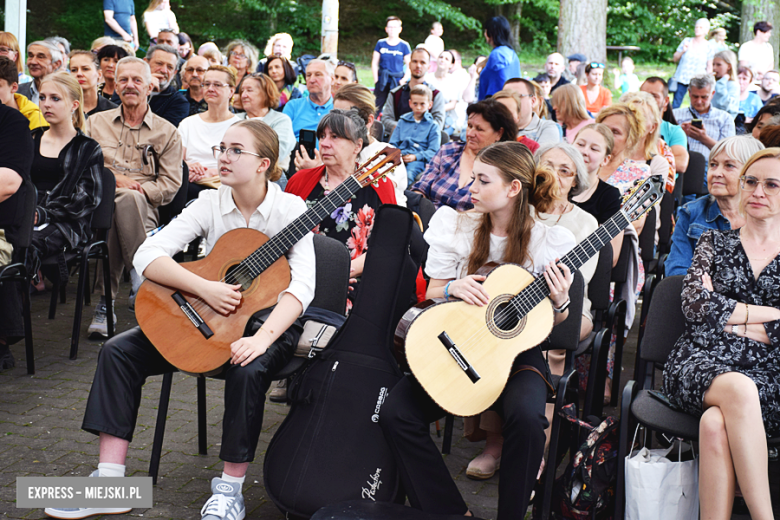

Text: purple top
xmin=411 ymin=141 xmax=473 ymax=212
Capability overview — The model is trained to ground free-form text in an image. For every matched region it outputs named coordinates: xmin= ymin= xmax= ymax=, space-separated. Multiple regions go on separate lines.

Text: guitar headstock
xmin=621 ymin=174 xmax=665 ymax=222
xmin=354 ymin=147 xmax=402 ymax=188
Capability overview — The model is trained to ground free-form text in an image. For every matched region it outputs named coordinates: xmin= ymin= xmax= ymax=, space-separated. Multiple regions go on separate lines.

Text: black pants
xmin=82 ymin=314 xmax=299 ymax=463
xmin=379 ymin=347 xmax=551 ymax=519
xmin=374 ymin=84 xmax=391 ymax=117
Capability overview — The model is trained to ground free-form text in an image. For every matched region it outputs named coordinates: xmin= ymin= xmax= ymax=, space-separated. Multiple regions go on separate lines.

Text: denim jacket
xmin=389 ymin=111 xmax=441 ymax=164
xmin=666 ymin=195 xmax=732 ymax=276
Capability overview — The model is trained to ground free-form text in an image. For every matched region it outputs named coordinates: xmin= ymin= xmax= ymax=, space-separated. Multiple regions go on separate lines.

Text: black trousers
xmin=82 ymin=314 xmax=299 ymax=463
xmin=379 ymin=347 xmax=551 ymax=519
xmin=374 ymin=84 xmax=392 ymax=117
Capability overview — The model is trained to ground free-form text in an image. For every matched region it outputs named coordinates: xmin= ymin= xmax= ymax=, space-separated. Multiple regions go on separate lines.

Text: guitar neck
xmin=239 ymin=176 xmax=363 ymax=277
xmin=511 ymin=210 xmax=631 ymax=315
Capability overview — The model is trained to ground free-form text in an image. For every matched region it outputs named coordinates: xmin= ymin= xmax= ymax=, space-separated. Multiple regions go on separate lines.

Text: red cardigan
xmin=285 ymin=165 xmax=397 ymax=205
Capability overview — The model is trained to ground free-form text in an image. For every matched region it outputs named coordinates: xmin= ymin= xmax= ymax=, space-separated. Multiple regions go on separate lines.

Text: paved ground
xmin=0 ymin=273 xmax=771 ymax=519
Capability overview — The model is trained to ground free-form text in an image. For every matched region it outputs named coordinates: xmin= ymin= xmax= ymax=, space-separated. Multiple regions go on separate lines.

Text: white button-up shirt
xmin=134 ymin=182 xmax=316 ymax=312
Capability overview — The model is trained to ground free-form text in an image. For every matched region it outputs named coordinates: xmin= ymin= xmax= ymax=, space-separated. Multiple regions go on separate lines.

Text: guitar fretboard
xmin=509 ymin=210 xmax=631 ymax=317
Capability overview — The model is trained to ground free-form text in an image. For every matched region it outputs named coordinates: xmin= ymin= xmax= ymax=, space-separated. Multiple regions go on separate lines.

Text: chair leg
xmin=611 ymin=301 xmax=627 ymax=407
xmin=59 ymin=282 xmax=66 ymax=304
xmin=149 ymin=372 xmax=173 ymax=485
xmin=70 ymin=252 xmax=91 ymax=360
xmin=197 ymin=376 xmax=207 ymax=455
xmin=615 ymin=380 xmax=638 ymax=520
xmin=22 ymin=279 xmax=34 ymax=375
xmin=441 ymin=415 xmax=454 ymax=455
xmin=48 ymin=282 xmax=59 ymax=319
xmin=102 ymin=250 xmax=115 ymax=339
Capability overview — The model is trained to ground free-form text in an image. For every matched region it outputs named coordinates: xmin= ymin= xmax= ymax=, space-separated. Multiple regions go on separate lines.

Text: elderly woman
xmin=178 ymin=65 xmax=241 ymax=199
xmin=666 ymin=136 xmax=765 ymax=276
xmin=580 ymin=62 xmax=612 ymax=114
xmin=671 ymin=18 xmax=714 ymax=108
xmin=412 ymin=99 xmax=517 ymax=211
xmin=552 ymin=84 xmax=594 ymax=143
xmin=238 ymin=72 xmax=295 ymax=172
xmin=663 ymin=148 xmax=780 ymax=520
xmin=620 ymin=91 xmax=676 ymax=190
xmin=286 ymin=109 xmax=397 ymax=308
xmin=225 ymin=39 xmax=258 ymax=91
xmin=265 ymin=55 xmax=300 ymax=110
xmin=294 ymin=83 xmax=408 ymax=206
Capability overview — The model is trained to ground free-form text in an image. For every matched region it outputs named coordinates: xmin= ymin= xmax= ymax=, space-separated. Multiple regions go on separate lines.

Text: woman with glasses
xmin=663 ymin=147 xmax=780 ymax=520
xmin=265 ymin=55 xmax=300 ymax=110
xmin=69 ymin=50 xmax=117 ymax=117
xmin=333 ymin=61 xmax=358 ymax=92
xmin=580 ymin=62 xmax=612 ymax=115
xmin=96 ymin=44 xmax=129 ymax=100
xmin=667 ymin=136 xmax=765 ymax=276
xmin=0 ymin=31 xmax=31 ymax=85
xmin=225 ymin=40 xmax=258 ymax=92
xmin=178 ymin=65 xmax=241 ymax=200
xmin=238 ymin=72 xmax=295 ymax=172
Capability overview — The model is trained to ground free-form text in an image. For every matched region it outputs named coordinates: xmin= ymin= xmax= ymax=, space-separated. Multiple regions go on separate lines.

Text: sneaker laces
xmin=201 ymin=493 xmax=233 ymax=518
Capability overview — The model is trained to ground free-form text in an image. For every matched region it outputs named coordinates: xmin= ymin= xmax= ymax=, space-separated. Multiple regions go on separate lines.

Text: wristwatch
xmin=731 ymin=324 xmax=742 ymax=335
xmin=553 ymin=298 xmax=571 ymax=313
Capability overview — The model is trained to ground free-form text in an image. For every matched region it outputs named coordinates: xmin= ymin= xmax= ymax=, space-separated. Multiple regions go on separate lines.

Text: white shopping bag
xmin=624 ymin=428 xmax=699 ymax=520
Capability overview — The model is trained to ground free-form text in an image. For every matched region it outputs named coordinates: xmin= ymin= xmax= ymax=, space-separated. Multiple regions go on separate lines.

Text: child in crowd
xmin=712 ymin=49 xmax=740 ymax=117
xmin=612 ymin=57 xmax=640 ymax=95
xmin=372 ymin=16 xmax=411 ymax=115
xmin=390 ymin=84 xmax=441 ymax=184
xmin=424 ymin=22 xmax=445 ymax=71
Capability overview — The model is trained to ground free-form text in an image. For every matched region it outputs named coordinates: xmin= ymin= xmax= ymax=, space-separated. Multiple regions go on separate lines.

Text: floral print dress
xmin=663 ymin=229 xmax=780 ymax=435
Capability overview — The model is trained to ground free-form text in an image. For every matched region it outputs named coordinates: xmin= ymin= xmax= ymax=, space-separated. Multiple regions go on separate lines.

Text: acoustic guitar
xmin=395 ymin=175 xmax=665 ymax=417
xmin=135 ymin=147 xmax=400 ymax=374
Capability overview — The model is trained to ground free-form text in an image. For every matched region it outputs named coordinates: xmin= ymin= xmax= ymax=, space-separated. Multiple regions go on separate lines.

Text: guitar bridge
xmin=438 ymin=332 xmax=480 ymax=383
xmin=172 ymin=291 xmax=214 ymax=339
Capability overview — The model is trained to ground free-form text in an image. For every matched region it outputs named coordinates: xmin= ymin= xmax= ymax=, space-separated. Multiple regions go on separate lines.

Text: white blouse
xmin=134 ymin=182 xmax=316 ymax=312
xmin=424 ymin=206 xmax=576 ymax=281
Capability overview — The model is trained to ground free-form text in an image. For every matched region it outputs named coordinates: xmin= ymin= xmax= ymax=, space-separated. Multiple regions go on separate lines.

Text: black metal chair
xmin=682 ymin=151 xmax=707 ymax=199
xmin=148 ymin=234 xmax=351 ymax=483
xmin=0 ymin=181 xmax=35 ymax=374
xmin=44 ymin=168 xmax=116 ymax=360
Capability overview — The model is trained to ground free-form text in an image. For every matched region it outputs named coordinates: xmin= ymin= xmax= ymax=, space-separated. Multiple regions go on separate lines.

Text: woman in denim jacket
xmin=666 ymin=136 xmax=763 ymax=276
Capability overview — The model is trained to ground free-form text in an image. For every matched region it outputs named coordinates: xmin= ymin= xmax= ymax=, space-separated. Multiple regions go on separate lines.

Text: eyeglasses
xmin=589 ymin=62 xmax=605 ymax=69
xmin=0 ymin=46 xmax=14 ymax=54
xmin=203 ymin=81 xmax=230 ymax=89
xmin=212 ymin=146 xmax=263 ymax=161
xmin=740 ymin=175 xmax=780 ymax=196
xmin=229 ymin=51 xmax=247 ymax=59
xmin=184 ymin=67 xmax=208 ymax=74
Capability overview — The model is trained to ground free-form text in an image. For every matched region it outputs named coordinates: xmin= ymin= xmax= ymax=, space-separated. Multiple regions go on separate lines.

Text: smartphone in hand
xmin=299 ymin=129 xmax=317 ymax=160
xmin=691 ymin=119 xmax=703 ymax=129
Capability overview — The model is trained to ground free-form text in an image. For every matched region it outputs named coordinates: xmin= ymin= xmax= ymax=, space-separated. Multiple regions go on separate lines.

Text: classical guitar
xmin=395 ymin=175 xmax=665 ymax=417
xmin=135 ymin=147 xmax=400 ymax=374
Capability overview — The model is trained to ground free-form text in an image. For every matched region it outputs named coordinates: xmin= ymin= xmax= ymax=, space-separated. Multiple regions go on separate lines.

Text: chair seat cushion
xmin=631 ymin=389 xmax=700 ymax=440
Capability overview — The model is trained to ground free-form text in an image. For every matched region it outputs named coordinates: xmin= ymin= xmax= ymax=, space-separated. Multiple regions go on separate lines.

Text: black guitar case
xmin=263 ymin=205 xmax=426 ymax=519
xmin=311 ymin=500 xmax=486 ymax=520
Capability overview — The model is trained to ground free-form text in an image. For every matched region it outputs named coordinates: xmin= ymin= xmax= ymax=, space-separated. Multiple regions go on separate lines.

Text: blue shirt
xmin=740 ymin=91 xmax=764 ymax=119
xmin=666 ymin=195 xmax=732 ymax=276
xmin=478 ymin=46 xmax=521 ymax=100
xmin=711 ymin=77 xmax=740 ymax=118
xmin=374 ymin=39 xmax=411 ymax=75
xmin=659 ymin=120 xmax=687 ymax=148
xmin=282 ymin=96 xmax=334 ymax=141
xmin=103 ymin=0 xmax=135 ymax=38
xmin=389 ymin=111 xmax=441 ymax=163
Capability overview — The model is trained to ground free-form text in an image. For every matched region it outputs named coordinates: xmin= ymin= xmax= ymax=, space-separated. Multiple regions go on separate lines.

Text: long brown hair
xmin=466 ymin=141 xmax=559 ymax=274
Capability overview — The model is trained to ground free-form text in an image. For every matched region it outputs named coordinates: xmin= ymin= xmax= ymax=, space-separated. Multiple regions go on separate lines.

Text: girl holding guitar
xmin=45 ymin=119 xmax=316 ymax=520
xmin=380 ymin=141 xmax=576 ymax=519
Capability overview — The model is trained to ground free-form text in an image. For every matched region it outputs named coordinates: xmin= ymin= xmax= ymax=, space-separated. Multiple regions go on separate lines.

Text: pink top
xmin=565 ymin=118 xmax=595 ymax=144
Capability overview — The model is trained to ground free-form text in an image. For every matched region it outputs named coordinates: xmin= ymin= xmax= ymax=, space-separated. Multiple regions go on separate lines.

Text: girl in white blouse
xmin=379 ymin=141 xmax=575 ymax=520
xmin=47 ymin=120 xmax=315 ymax=520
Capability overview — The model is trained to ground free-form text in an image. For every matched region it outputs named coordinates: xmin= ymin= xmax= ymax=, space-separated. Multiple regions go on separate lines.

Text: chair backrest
xmin=547 ymin=271 xmax=585 ymax=352
xmin=10 ymin=180 xmax=36 ymax=254
xmin=589 ymin=243 xmax=613 ymax=317
xmin=440 ymin=131 xmax=450 ymax=145
xmin=611 ymin=233 xmax=632 ymax=284
xmin=682 ymin=151 xmax=707 ymax=197
xmin=672 ymin=167 xmax=685 ymax=207
xmin=92 ymin=168 xmax=117 ymax=231
xmin=640 ymin=275 xmax=685 ymax=364
xmin=158 ymin=162 xmax=189 ymax=226
xmin=638 ymin=207 xmax=656 ymax=264
xmin=657 ymin=192 xmax=675 ymax=256
xmin=309 ymin=234 xmax=350 ymax=314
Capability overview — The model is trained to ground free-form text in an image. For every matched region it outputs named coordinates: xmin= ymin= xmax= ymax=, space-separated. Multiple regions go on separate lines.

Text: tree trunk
xmin=558 ymin=0 xmax=607 ymax=64
xmin=741 ymin=0 xmax=780 ymax=61
xmin=494 ymin=2 xmax=522 ymax=47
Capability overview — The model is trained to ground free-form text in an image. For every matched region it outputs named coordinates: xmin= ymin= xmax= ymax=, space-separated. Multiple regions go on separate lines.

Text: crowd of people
xmin=0 ymin=6 xmax=780 ymax=520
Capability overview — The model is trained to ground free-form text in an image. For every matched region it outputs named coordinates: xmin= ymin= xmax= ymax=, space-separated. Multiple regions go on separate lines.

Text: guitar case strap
xmin=510 ymin=363 xmax=555 ymax=395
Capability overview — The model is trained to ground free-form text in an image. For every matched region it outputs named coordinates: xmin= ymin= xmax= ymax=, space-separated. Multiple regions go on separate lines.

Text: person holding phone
xmin=673 ymin=74 xmax=736 ymax=162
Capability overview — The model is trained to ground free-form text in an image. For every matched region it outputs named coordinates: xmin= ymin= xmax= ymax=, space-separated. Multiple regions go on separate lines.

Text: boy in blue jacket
xmin=389 ymin=84 xmax=441 ymax=184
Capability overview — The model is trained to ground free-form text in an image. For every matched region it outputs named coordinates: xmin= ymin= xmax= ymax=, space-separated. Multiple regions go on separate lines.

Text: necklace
xmin=323 ymin=170 xmax=330 ymax=196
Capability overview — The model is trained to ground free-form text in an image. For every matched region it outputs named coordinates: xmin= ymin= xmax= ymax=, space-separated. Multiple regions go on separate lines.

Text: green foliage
xmin=401 ymin=0 xmax=481 ymax=33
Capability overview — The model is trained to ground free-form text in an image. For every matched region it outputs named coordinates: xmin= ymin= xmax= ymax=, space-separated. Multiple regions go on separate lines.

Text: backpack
xmin=553 ymin=403 xmax=619 ymax=520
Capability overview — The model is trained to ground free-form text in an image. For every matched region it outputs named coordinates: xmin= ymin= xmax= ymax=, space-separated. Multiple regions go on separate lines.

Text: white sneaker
xmin=88 ymin=300 xmax=116 ymax=339
xmin=44 ymin=470 xmax=131 ymax=519
xmin=201 ymin=478 xmax=245 ymax=520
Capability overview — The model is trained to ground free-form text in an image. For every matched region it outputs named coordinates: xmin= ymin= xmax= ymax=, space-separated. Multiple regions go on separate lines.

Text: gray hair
xmin=27 ymin=40 xmax=63 ymax=66
xmin=317 ymin=108 xmax=369 ymax=151
xmin=688 ymin=74 xmax=716 ymax=92
xmin=709 ymin=135 xmax=765 ymax=166
xmin=534 ymin=142 xmax=590 ymax=197
xmin=116 ymin=56 xmax=152 ymax=84
xmin=46 ymin=36 xmax=71 ymax=56
xmin=307 ymin=58 xmax=335 ymax=77
xmin=146 ymin=44 xmax=178 ymax=61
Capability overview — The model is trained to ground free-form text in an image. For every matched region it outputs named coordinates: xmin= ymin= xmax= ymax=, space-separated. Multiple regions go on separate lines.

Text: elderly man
xmin=564 ymin=53 xmax=586 ymax=82
xmin=86 ymin=57 xmax=182 ymax=337
xmin=180 ymin=55 xmax=210 ymax=116
xmin=641 ymin=77 xmax=690 ymax=173
xmin=673 ymin=74 xmax=735 ymax=162
xmin=381 ymin=48 xmax=445 ymax=135
xmin=284 ymin=58 xmax=335 ymax=141
xmin=503 ymin=78 xmax=561 ymax=145
xmin=545 ymin=52 xmax=569 ymax=93
xmin=156 ymin=29 xmax=186 ymax=72
xmin=17 ymin=40 xmax=63 ymax=104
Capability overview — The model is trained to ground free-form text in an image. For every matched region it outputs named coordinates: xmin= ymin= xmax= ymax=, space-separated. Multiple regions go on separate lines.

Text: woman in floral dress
xmin=663 ymin=148 xmax=780 ymax=520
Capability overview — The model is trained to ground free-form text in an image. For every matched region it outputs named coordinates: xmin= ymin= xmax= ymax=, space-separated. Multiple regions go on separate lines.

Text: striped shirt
xmin=672 ymin=105 xmax=735 ymax=161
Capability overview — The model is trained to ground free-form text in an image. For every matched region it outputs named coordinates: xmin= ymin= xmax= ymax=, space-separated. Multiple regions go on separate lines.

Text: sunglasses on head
xmin=337 ymin=60 xmax=357 ymax=72
xmin=589 ymin=62 xmax=605 ymax=69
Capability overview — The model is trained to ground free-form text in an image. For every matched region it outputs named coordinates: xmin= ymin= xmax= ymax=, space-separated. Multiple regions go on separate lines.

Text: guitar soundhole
xmin=486 ymin=295 xmax=527 ymax=339
xmin=493 ymin=302 xmax=520 ymax=331
xmin=224 ymin=263 xmax=253 ymax=291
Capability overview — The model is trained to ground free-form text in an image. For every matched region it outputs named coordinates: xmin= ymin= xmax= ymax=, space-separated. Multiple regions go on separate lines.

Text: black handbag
xmin=263 ymin=205 xmax=427 ymax=519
